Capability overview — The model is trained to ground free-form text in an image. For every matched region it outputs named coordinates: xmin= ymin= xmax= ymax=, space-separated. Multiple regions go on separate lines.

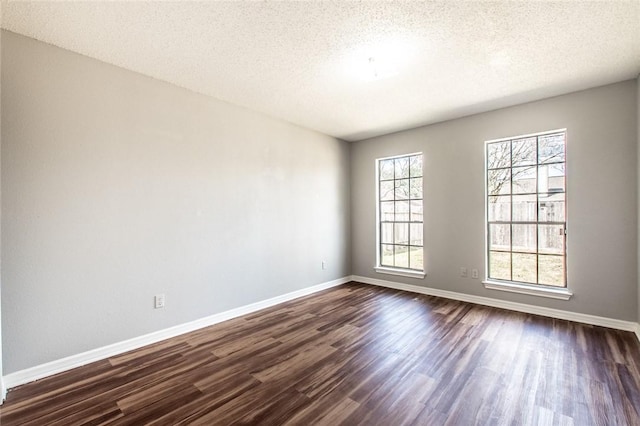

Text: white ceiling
xmin=2 ymin=1 xmax=639 ymax=142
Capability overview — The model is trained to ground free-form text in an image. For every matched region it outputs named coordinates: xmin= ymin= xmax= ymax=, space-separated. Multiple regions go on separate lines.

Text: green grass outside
xmin=489 ymin=251 xmax=564 ymax=287
xmin=382 ymin=246 xmax=563 ymax=287
xmin=381 ymin=246 xmax=423 ymax=271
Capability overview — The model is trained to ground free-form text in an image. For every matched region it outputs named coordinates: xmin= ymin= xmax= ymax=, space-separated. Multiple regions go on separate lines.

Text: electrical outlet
xmin=322 ymin=261 xmax=327 ymax=270
xmin=471 ymin=268 xmax=479 ymax=279
xmin=460 ymin=267 xmax=468 ymax=278
xmin=155 ymin=294 xmax=165 ymax=309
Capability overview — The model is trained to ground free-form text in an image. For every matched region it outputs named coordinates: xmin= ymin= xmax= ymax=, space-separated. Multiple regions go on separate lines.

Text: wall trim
xmin=353 ymin=275 xmax=640 ymax=334
xmin=3 ymin=276 xmax=350 ymax=392
xmin=4 ymin=274 xmax=639 ymax=392
xmin=482 ymin=280 xmax=572 ymax=300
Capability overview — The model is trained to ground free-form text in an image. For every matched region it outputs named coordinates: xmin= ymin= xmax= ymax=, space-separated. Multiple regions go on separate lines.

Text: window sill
xmin=375 ymin=267 xmax=425 ymax=279
xmin=483 ymin=280 xmax=572 ymax=300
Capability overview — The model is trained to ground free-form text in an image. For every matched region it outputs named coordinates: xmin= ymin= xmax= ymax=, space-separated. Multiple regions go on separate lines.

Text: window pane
xmin=539 ymin=224 xmax=564 ymax=255
xmin=539 ymin=193 xmax=565 ymax=222
xmin=394 ymin=223 xmax=409 ymax=245
xmin=409 ymin=178 xmax=422 ymax=199
xmin=380 ymin=201 xmax=394 ymax=221
xmin=380 ymin=181 xmax=394 ymax=201
xmin=512 ymin=194 xmax=536 ymax=222
xmin=395 ymin=201 xmax=409 ymax=221
xmin=378 ymin=153 xmax=424 ymax=273
xmin=538 ymin=164 xmax=565 ymax=194
xmin=489 ymin=251 xmax=510 ymax=280
xmin=487 ymin=141 xmax=510 ymax=169
xmin=410 ymin=223 xmax=423 ymax=246
xmin=488 ymin=196 xmax=510 ymax=222
xmin=379 ymin=159 xmax=394 ymax=180
xmin=512 ymin=224 xmax=536 ymax=253
xmin=488 ymin=169 xmax=511 ymax=195
xmin=409 ymin=247 xmax=423 ymax=270
xmin=539 ymin=255 xmax=565 ymax=287
xmin=410 ymin=200 xmax=423 ymax=222
xmin=381 ymin=244 xmax=394 ymax=267
xmin=485 ymin=131 xmax=565 ymax=288
xmin=512 ymin=137 xmax=536 ymax=166
xmin=512 ymin=253 xmax=537 ymax=283
xmin=395 ymin=157 xmax=409 ymax=179
xmin=489 ymin=224 xmax=510 ymax=251
xmin=410 ymin=155 xmax=423 ymax=178
xmin=381 ymin=223 xmax=394 ymax=244
xmin=395 ymin=179 xmax=409 ymax=200
xmin=395 ymin=245 xmax=409 ymax=268
xmin=512 ymin=166 xmax=536 ymax=194
xmin=539 ymin=133 xmax=565 ymax=164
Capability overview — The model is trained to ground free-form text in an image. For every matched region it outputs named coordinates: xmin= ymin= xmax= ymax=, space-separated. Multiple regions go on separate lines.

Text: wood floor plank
xmin=282 ymin=392 xmax=360 ymax=426
xmin=1 ymin=281 xmax=639 ymax=425
xmin=167 ymin=376 xmax=261 ymax=424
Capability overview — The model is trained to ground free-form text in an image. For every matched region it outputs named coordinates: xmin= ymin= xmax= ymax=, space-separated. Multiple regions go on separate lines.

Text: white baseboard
xmin=1 ymin=377 xmax=6 ymax=403
xmin=353 ymin=275 xmax=640 ymax=334
xmin=3 ymin=276 xmax=350 ymax=391
xmin=4 ymin=274 xmax=639 ymax=393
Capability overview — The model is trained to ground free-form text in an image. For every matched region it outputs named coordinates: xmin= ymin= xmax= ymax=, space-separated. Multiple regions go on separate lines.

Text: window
xmin=486 ymin=130 xmax=567 ymax=289
xmin=376 ymin=153 xmax=424 ymax=278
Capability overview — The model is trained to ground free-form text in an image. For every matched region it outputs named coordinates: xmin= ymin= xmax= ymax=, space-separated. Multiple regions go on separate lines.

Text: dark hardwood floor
xmin=2 ymin=281 xmax=640 ymax=425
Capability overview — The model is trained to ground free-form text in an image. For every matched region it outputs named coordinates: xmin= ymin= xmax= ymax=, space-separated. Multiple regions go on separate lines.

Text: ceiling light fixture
xmin=345 ymin=38 xmax=414 ymax=82
xmin=369 ymin=57 xmax=379 ymax=79
xmin=365 ymin=55 xmax=398 ymax=81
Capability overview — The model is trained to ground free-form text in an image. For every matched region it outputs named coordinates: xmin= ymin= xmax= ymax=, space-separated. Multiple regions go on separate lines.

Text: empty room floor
xmin=1 ymin=282 xmax=639 ymax=425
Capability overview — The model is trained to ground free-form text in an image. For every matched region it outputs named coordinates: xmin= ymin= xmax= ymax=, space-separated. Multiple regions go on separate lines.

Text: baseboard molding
xmin=4 ymin=274 xmax=639 ymax=392
xmin=1 ymin=377 xmax=6 ymax=403
xmin=353 ymin=275 xmax=640 ymax=334
xmin=3 ymin=276 xmax=350 ymax=391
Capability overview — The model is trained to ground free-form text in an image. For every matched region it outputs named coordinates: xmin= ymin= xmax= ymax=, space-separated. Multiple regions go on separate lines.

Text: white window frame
xmin=375 ymin=152 xmax=425 ymax=279
xmin=483 ymin=129 xmax=572 ymax=300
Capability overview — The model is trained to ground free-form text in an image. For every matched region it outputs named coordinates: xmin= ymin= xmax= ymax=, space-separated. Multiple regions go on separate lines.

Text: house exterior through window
xmin=376 ymin=153 xmax=424 ymax=278
xmin=486 ymin=130 xmax=567 ymax=288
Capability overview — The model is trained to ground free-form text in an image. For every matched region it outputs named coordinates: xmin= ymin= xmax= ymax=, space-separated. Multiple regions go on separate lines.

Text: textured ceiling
xmin=2 ymin=1 xmax=639 ymax=141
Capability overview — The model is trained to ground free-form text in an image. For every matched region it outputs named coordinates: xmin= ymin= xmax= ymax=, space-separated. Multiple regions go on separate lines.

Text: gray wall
xmin=351 ymin=80 xmax=638 ymax=321
xmin=638 ymin=74 xmax=640 ymax=324
xmin=1 ymin=31 xmax=351 ymax=374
